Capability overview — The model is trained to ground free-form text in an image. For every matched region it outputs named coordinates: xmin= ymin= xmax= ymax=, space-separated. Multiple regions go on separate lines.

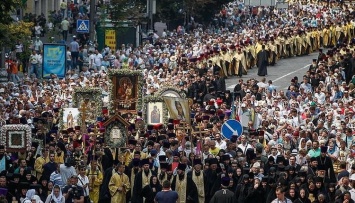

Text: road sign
xmin=77 ymin=20 xmax=89 ymax=33
xmin=221 ymin=120 xmax=243 ymax=139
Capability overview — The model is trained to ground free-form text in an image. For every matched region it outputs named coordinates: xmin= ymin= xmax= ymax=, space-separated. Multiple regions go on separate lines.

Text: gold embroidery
xmin=192 ymin=171 xmax=205 ymax=203
xmin=142 ymin=170 xmax=152 ymax=188
xmin=176 ymin=175 xmax=187 ymax=203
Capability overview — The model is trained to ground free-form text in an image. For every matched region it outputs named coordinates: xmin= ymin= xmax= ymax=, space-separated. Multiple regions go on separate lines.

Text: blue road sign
xmin=77 ymin=20 xmax=89 ymax=33
xmin=221 ymin=120 xmax=243 ymax=139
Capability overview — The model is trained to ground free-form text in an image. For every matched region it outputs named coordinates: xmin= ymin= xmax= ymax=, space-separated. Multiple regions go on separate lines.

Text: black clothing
xmin=257 ymin=50 xmax=268 ymax=76
xmin=62 ymin=184 xmax=84 ymax=203
xmin=98 ymin=167 xmax=114 ymax=203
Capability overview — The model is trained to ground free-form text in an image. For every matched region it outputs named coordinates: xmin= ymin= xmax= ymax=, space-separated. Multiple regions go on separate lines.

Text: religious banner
xmin=105 ymin=30 xmax=116 ymax=51
xmin=62 ymin=108 xmax=80 ymax=130
xmin=144 ymin=96 xmax=168 ymax=125
xmin=163 ymin=97 xmax=191 ymax=124
xmin=72 ymin=88 xmax=103 ymax=126
xmin=108 ymin=69 xmax=143 ymax=115
xmin=0 ymin=125 xmax=32 ymax=153
xmin=42 ymin=44 xmax=66 ymax=78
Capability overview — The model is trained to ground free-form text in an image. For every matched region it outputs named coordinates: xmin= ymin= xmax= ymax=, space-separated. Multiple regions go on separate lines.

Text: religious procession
xmin=2 ymin=0 xmax=355 ymax=203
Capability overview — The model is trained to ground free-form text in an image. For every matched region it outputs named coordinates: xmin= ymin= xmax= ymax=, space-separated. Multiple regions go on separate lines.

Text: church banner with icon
xmin=72 ymin=88 xmax=103 ymax=127
xmin=163 ymin=97 xmax=191 ymax=124
xmin=144 ymin=96 xmax=169 ymax=125
xmin=42 ymin=44 xmax=66 ymax=78
xmin=0 ymin=125 xmax=32 ymax=153
xmin=108 ymin=69 xmax=143 ymax=115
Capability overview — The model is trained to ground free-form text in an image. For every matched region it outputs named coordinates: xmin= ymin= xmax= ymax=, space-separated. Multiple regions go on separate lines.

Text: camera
xmin=70 ymin=185 xmax=81 ymax=199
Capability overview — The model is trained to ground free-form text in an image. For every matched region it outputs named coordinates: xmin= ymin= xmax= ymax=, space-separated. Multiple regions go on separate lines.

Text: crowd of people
xmin=2 ymin=0 xmax=355 ymax=203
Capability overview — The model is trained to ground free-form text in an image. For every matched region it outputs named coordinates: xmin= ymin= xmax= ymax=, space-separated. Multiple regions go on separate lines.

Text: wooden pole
xmin=78 ymin=101 xmax=89 ymax=154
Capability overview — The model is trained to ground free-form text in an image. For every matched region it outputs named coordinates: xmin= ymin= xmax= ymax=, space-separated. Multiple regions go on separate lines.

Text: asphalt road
xmin=225 ymin=51 xmax=319 ymax=91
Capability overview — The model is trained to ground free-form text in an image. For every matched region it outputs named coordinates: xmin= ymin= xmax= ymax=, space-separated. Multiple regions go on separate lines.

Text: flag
xmin=236 ymin=99 xmax=242 ymax=123
xmin=231 ymin=102 xmax=236 ymax=120
xmin=196 ymin=140 xmax=201 ymax=155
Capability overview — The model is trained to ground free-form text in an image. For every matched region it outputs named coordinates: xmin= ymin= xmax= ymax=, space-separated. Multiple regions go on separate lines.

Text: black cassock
xmin=316 ymin=155 xmax=336 ymax=183
xmin=98 ymin=167 xmax=114 ymax=203
xmin=131 ymin=170 xmax=156 ymax=203
xmin=257 ymin=50 xmax=268 ymax=76
xmin=210 ymin=189 xmax=235 ymax=203
xmin=204 ymin=169 xmax=220 ymax=203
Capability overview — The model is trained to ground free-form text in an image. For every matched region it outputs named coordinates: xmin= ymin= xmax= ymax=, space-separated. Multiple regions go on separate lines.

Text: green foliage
xmin=0 ymin=0 xmax=23 ymax=25
xmin=106 ymin=0 xmax=233 ymax=28
xmin=107 ymin=0 xmax=146 ymax=24
xmin=155 ymin=0 xmax=233 ymax=26
xmin=0 ymin=0 xmax=26 ymax=51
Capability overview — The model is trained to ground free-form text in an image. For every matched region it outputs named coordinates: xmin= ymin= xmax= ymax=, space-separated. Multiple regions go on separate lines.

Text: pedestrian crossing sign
xmin=77 ymin=20 xmax=89 ymax=33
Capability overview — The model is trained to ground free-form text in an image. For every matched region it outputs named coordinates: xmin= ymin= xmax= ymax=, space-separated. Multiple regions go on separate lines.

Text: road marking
xmin=227 ymin=63 xmax=311 ymax=89
xmin=273 ymin=64 xmax=310 ymax=82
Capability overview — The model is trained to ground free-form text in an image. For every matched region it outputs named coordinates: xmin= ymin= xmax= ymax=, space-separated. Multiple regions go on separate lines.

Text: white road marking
xmin=227 ymin=63 xmax=310 ymax=89
xmin=273 ymin=64 xmax=310 ymax=82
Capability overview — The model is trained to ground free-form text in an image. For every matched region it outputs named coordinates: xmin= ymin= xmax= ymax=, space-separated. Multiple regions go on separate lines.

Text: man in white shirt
xmin=33 ymin=37 xmax=43 ymax=53
xmin=94 ymin=50 xmax=103 ymax=70
xmin=237 ymin=135 xmax=252 ymax=154
xmin=29 ymin=51 xmax=39 ymax=78
xmin=314 ymin=87 xmax=326 ymax=104
xmin=88 ymin=51 xmax=95 ymax=70
xmin=77 ymin=166 xmax=90 ymax=199
xmin=214 ymin=133 xmax=227 ymax=150
xmin=61 ymin=18 xmax=70 ymax=41
xmin=271 ymin=187 xmax=292 ymax=203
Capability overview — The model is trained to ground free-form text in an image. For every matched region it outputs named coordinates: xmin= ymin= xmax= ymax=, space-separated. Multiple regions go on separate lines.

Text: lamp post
xmin=89 ymin=0 xmax=96 ymax=42
xmin=147 ymin=0 xmax=156 ymax=31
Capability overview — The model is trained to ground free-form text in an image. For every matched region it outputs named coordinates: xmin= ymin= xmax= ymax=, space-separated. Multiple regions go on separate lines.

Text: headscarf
xmin=50 ymin=186 xmax=63 ymax=203
xmin=298 ymin=138 xmax=306 ymax=151
xmin=25 ymin=189 xmax=36 ymax=201
xmin=31 ymin=195 xmax=43 ymax=203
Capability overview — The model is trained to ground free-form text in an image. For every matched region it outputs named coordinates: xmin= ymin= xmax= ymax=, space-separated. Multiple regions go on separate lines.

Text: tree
xmin=0 ymin=0 xmax=26 ymax=70
xmin=107 ymin=0 xmax=147 ymax=24
xmin=0 ymin=0 xmax=24 ymax=45
xmin=0 ymin=0 xmax=22 ymax=25
xmin=155 ymin=0 xmax=233 ymax=28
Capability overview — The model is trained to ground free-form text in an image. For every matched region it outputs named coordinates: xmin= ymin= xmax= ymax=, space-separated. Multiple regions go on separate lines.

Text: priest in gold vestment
xmin=109 ymin=163 xmax=130 ymax=203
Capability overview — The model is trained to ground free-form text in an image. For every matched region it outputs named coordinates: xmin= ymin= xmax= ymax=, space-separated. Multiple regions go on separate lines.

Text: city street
xmin=225 ymin=52 xmax=318 ymax=91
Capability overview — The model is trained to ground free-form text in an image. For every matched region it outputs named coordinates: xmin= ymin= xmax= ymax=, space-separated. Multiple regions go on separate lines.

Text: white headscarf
xmin=50 ymin=186 xmax=63 ymax=203
xmin=298 ymin=138 xmax=307 ymax=151
xmin=32 ymin=195 xmax=43 ymax=203
xmin=25 ymin=189 xmax=36 ymax=201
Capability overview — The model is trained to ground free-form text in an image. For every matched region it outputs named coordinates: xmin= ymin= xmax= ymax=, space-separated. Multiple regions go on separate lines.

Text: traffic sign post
xmin=77 ymin=20 xmax=90 ymax=33
xmin=221 ymin=120 xmax=243 ymax=140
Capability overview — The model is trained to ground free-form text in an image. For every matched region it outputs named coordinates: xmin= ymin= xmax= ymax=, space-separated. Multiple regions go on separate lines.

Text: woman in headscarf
xmin=293 ymin=187 xmax=311 ymax=203
xmin=38 ymin=177 xmax=49 ymax=202
xmin=141 ymin=176 xmax=162 ymax=203
xmin=31 ymin=195 xmax=43 ymax=203
xmin=298 ymin=138 xmax=307 ymax=151
xmin=45 ymin=185 xmax=65 ymax=203
xmin=22 ymin=189 xmax=36 ymax=203
xmin=286 ymin=187 xmax=298 ymax=202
